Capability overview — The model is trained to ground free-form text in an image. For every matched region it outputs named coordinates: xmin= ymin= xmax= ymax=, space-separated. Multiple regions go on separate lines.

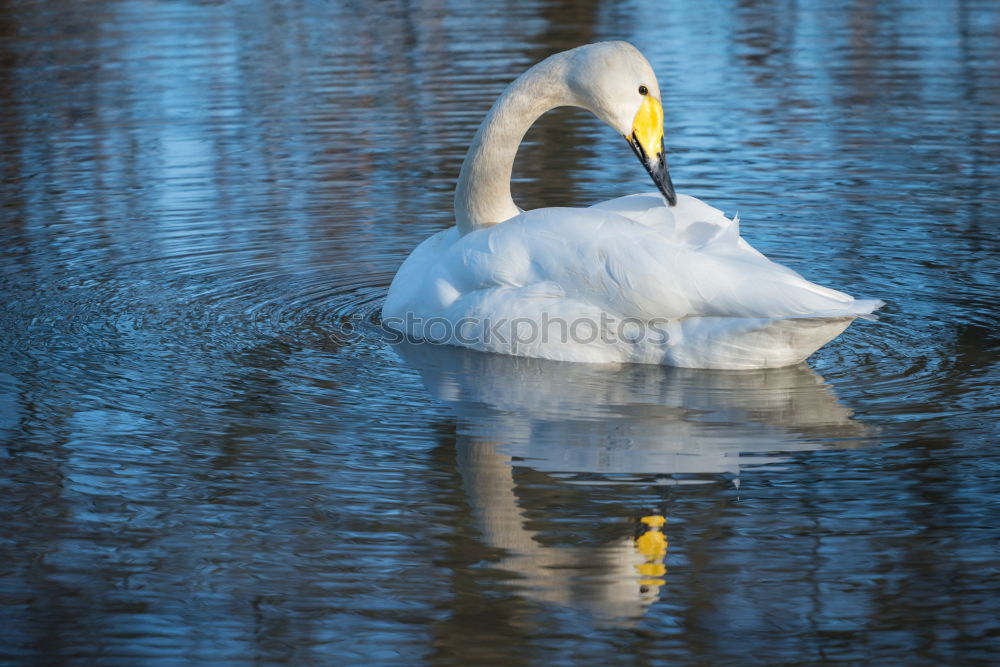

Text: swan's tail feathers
xmin=852 ymin=299 xmax=886 ymax=318
xmin=802 ymin=298 xmax=885 ymax=320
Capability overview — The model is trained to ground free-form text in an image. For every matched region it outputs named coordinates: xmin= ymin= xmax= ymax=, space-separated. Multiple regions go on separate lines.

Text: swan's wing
xmin=452 ymin=203 xmax=879 ymax=323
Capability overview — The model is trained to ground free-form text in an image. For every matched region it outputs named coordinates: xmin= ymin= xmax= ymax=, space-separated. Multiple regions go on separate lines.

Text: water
xmin=1 ymin=0 xmax=998 ymax=663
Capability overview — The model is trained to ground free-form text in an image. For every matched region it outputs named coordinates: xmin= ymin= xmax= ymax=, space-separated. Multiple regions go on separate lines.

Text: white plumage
xmin=383 ymin=42 xmax=881 ymax=369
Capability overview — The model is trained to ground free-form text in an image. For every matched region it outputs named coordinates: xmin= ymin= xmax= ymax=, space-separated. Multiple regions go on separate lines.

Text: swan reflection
xmin=396 ymin=342 xmax=869 ymax=624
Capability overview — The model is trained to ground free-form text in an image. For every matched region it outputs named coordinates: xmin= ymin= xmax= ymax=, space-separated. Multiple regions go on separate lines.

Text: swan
xmin=382 ymin=41 xmax=882 ymax=369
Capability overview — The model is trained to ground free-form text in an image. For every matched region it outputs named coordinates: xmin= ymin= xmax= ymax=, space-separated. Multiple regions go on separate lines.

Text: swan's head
xmin=564 ymin=42 xmax=677 ymax=206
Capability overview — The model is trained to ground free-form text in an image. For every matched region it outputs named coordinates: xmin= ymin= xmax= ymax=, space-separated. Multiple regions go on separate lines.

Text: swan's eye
xmin=638 ymin=85 xmax=648 ymax=96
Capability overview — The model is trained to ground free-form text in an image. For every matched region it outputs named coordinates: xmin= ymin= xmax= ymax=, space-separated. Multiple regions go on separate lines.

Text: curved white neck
xmin=454 ymin=55 xmax=575 ymax=236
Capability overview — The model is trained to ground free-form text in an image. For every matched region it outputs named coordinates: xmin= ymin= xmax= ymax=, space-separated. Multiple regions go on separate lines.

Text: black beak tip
xmin=627 ymin=134 xmax=677 ymax=207
xmin=651 ymin=157 xmax=677 ymax=207
xmin=659 ymin=175 xmax=677 ymax=207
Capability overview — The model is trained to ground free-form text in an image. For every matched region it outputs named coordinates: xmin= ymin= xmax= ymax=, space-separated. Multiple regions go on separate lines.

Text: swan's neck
xmin=454 ymin=56 xmax=573 ymax=236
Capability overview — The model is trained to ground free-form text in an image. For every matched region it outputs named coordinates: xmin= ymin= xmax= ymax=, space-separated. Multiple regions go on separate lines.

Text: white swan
xmin=383 ymin=42 xmax=882 ymax=369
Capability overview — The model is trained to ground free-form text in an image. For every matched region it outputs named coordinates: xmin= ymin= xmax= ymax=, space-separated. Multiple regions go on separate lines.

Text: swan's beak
xmin=626 ymin=96 xmax=677 ymax=206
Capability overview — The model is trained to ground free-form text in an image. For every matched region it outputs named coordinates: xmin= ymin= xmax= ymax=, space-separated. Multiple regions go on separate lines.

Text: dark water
xmin=1 ymin=0 xmax=998 ymax=664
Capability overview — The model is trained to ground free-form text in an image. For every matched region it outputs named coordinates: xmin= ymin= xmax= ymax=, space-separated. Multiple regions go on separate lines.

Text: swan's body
xmin=383 ymin=42 xmax=881 ymax=369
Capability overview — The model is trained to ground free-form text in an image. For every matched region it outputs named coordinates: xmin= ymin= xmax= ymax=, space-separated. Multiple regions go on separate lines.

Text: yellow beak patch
xmin=630 ymin=95 xmax=664 ymax=162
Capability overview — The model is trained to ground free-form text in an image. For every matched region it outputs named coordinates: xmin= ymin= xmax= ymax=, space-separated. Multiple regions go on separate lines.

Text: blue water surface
xmin=0 ymin=0 xmax=998 ymax=664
